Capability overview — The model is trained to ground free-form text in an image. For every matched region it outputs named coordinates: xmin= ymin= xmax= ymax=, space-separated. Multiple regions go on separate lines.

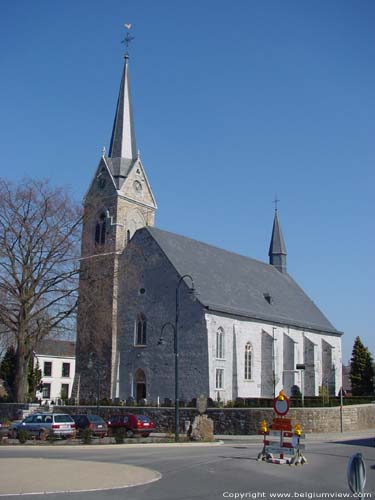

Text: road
xmin=1 ymin=436 xmax=374 ymax=499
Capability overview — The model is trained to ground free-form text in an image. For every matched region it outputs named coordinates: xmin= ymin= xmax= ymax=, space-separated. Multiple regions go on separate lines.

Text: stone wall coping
xmin=53 ymin=404 xmax=375 ymax=411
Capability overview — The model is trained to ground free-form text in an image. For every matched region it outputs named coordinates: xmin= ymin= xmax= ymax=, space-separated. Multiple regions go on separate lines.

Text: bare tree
xmin=0 ymin=178 xmax=81 ymax=401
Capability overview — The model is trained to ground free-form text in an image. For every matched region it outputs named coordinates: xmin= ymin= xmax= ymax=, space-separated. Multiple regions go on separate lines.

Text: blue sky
xmin=1 ymin=1 xmax=374 ymax=364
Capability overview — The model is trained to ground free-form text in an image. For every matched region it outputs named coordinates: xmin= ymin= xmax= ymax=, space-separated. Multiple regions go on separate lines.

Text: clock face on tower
xmin=133 ymin=180 xmax=142 ymax=193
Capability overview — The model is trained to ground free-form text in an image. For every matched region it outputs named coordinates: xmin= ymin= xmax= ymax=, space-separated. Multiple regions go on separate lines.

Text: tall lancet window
xmin=95 ymin=213 xmax=106 ymax=245
xmin=135 ymin=314 xmax=147 ymax=346
xmin=244 ymin=342 xmax=252 ymax=380
xmin=216 ymin=328 xmax=225 ymax=359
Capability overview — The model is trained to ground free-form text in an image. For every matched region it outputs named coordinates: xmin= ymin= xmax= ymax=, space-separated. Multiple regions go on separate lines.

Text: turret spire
xmin=268 ymin=207 xmax=287 ymax=273
xmin=108 ymin=26 xmax=137 ymax=159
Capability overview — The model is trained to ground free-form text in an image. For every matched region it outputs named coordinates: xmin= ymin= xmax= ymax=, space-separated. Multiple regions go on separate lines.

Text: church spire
xmin=108 ymin=53 xmax=137 ymax=159
xmin=268 ymin=208 xmax=287 ymax=274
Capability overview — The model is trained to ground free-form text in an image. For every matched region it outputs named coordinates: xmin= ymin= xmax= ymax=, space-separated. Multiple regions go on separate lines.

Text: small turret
xmin=268 ymin=209 xmax=287 ymax=273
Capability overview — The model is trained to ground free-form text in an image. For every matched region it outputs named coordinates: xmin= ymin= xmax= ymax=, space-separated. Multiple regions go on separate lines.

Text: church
xmin=75 ymin=46 xmax=342 ymax=404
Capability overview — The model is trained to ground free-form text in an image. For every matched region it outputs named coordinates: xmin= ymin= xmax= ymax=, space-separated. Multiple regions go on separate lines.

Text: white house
xmin=34 ymin=339 xmax=76 ymax=404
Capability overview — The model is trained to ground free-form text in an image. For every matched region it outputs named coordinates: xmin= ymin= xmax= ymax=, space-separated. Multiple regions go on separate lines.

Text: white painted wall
xmin=205 ymin=312 xmax=342 ymax=401
xmin=34 ymin=354 xmax=76 ymax=403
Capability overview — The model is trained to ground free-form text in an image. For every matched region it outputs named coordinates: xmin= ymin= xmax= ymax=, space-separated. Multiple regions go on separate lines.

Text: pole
xmin=340 ymin=386 xmax=344 ymax=433
xmin=175 ymin=283 xmax=180 ymax=443
xmin=272 ymin=327 xmax=276 ymax=398
xmin=301 ymin=370 xmax=304 ymax=407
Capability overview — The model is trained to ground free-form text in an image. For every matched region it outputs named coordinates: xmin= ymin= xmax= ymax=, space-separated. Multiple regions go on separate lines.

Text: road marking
xmin=0 ymin=474 xmax=161 ymax=497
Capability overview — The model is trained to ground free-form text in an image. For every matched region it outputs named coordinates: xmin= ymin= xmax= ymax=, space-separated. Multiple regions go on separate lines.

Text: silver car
xmin=9 ymin=413 xmax=76 ymax=439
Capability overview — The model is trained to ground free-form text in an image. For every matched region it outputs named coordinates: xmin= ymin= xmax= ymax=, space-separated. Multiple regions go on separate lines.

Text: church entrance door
xmin=135 ymin=369 xmax=146 ymax=402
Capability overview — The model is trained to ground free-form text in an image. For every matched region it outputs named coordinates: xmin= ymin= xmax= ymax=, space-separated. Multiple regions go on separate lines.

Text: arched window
xmin=95 ymin=213 xmax=106 ymax=245
xmin=244 ymin=342 xmax=252 ymax=380
xmin=136 ymin=314 xmax=147 ymax=345
xmin=216 ymin=328 xmax=225 ymax=359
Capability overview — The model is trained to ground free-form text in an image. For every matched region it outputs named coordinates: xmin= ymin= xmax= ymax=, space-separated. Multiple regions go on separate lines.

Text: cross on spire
xmin=121 ymin=23 xmax=134 ymax=56
xmin=273 ymin=194 xmax=280 ymax=212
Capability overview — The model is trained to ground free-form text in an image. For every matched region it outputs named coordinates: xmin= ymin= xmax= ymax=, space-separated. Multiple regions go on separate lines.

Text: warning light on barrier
xmin=260 ymin=420 xmax=268 ymax=434
xmin=278 ymin=390 xmax=286 ymax=401
xmin=294 ymin=424 xmax=302 ymax=437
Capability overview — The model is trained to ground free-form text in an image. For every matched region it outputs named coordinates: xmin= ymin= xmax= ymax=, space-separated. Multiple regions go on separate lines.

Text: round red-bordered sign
xmin=273 ymin=395 xmax=290 ymax=416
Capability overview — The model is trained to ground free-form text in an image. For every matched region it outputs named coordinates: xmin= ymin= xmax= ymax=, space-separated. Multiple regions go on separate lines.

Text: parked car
xmin=107 ymin=413 xmax=154 ymax=437
xmin=9 ymin=413 xmax=75 ymax=440
xmin=0 ymin=420 xmax=10 ymax=439
xmin=72 ymin=414 xmax=108 ymax=437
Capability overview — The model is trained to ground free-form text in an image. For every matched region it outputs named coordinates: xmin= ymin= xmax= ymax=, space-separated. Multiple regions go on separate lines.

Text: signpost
xmin=296 ymin=364 xmax=306 ymax=407
xmin=257 ymin=390 xmax=307 ymax=465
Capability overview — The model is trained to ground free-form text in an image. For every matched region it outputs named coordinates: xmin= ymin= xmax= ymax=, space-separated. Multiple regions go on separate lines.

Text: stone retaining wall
xmin=2 ymin=404 xmax=374 ymax=434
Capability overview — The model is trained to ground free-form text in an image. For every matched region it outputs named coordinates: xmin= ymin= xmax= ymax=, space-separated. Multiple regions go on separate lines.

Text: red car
xmin=107 ymin=414 xmax=154 ymax=438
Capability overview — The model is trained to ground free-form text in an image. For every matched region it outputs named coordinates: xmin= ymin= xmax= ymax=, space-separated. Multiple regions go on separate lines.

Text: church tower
xmin=75 ymin=44 xmax=157 ymax=400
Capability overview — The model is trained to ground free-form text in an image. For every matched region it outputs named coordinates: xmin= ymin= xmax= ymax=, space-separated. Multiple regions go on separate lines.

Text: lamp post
xmin=159 ymin=274 xmax=196 ymax=442
xmin=272 ymin=327 xmax=277 ymax=398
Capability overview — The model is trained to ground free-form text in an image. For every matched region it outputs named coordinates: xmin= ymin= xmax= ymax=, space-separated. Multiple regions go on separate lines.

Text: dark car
xmin=71 ymin=414 xmax=108 ymax=437
xmin=107 ymin=413 xmax=154 ymax=438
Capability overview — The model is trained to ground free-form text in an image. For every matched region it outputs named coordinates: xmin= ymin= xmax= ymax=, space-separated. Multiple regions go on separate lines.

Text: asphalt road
xmin=1 ymin=436 xmax=375 ymax=499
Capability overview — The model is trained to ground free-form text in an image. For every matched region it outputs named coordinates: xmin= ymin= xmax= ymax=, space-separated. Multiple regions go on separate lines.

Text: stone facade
xmin=117 ymin=230 xmax=209 ymax=402
xmin=45 ymin=404 xmax=375 ymax=434
xmin=76 ymin=155 xmax=156 ymax=400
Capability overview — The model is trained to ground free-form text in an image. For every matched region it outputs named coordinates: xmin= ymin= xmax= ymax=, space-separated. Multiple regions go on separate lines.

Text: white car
xmin=9 ymin=413 xmax=75 ymax=439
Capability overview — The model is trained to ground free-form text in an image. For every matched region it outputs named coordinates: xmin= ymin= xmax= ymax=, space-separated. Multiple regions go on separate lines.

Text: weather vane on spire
xmin=273 ymin=194 xmax=280 ymax=212
xmin=122 ymin=23 xmax=134 ymax=56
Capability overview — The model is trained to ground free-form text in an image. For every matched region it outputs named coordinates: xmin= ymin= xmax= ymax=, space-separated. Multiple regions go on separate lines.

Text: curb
xmin=0 ymin=440 xmax=224 ymax=450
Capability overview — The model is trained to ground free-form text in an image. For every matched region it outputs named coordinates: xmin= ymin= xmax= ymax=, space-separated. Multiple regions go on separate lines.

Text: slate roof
xmin=145 ymin=227 xmax=341 ymax=335
xmin=108 ymin=54 xmax=137 ymax=161
xmin=105 ymin=157 xmax=135 ymax=189
xmin=34 ymin=339 xmax=76 ymax=358
xmin=269 ymin=210 xmax=287 ymax=256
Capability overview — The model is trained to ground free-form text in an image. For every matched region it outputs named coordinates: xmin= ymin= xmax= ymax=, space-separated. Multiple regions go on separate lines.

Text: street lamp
xmin=272 ymin=327 xmax=277 ymax=398
xmin=159 ymin=274 xmax=196 ymax=442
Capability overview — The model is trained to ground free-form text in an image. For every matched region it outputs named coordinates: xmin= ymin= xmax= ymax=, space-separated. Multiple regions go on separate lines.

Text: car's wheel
xmin=126 ymin=429 xmax=134 ymax=438
xmin=141 ymin=433 xmax=150 ymax=438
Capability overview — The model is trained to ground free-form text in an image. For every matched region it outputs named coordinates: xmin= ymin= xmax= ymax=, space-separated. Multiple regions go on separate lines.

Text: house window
xmin=126 ymin=229 xmax=131 ymax=243
xmin=42 ymin=383 xmax=51 ymax=399
xmin=62 ymin=363 xmax=70 ymax=378
xmin=215 ymin=368 xmax=224 ymax=389
xmin=135 ymin=314 xmax=147 ymax=345
xmin=95 ymin=213 xmax=106 ymax=245
xmin=43 ymin=361 xmax=52 ymax=377
xmin=244 ymin=342 xmax=252 ymax=380
xmin=216 ymin=327 xmax=225 ymax=359
xmin=61 ymin=384 xmax=69 ymax=399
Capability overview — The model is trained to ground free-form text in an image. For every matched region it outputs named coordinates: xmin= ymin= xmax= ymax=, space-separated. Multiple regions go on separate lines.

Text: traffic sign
xmin=273 ymin=395 xmax=290 ymax=416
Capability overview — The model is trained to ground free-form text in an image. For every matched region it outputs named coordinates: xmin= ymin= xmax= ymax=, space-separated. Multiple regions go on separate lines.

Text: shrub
xmin=113 ymin=428 xmax=125 ymax=444
xmin=82 ymin=428 xmax=93 ymax=444
xmin=17 ymin=429 xmax=29 ymax=444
